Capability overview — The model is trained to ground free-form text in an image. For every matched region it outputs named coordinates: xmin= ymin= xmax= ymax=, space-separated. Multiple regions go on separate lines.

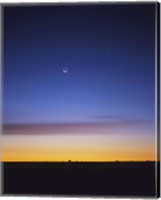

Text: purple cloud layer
xmin=3 ymin=118 xmax=154 ymax=135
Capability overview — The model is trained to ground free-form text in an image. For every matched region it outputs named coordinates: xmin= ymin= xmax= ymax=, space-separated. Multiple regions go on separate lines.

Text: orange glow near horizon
xmin=2 ymin=128 xmax=156 ymax=162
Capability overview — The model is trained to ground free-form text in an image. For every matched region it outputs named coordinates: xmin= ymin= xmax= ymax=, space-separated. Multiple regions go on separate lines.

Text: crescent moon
xmin=63 ymin=67 xmax=69 ymax=73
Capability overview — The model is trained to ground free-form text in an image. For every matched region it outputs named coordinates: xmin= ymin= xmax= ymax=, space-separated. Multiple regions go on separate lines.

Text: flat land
xmin=2 ymin=162 xmax=157 ymax=197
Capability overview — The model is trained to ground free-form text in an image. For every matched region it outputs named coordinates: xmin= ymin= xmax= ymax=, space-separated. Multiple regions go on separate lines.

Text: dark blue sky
xmin=3 ymin=3 xmax=155 ymax=125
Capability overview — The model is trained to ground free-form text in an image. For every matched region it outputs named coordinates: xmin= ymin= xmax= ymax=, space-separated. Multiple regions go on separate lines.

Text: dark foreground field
xmin=2 ymin=162 xmax=158 ymax=197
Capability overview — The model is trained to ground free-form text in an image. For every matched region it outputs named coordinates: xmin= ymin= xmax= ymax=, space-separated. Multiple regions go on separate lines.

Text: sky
xmin=2 ymin=3 xmax=157 ymax=162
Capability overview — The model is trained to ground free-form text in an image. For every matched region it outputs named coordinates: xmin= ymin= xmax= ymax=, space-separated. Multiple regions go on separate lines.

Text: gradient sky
xmin=2 ymin=3 xmax=157 ymax=161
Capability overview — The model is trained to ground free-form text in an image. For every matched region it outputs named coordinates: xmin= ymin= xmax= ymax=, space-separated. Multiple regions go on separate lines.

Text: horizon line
xmin=2 ymin=160 xmax=158 ymax=163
